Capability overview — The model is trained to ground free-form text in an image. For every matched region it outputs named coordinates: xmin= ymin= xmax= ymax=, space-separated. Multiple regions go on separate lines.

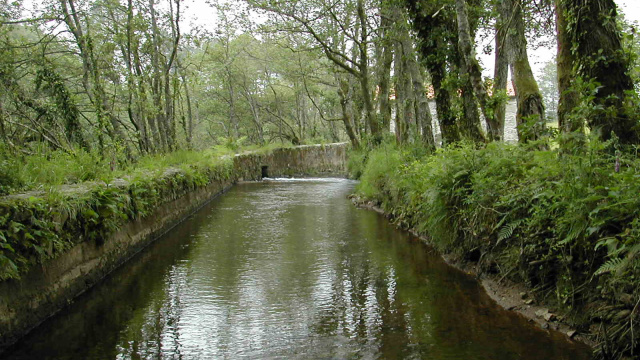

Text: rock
xmin=567 ymin=330 xmax=577 ymax=338
xmin=544 ymin=312 xmax=556 ymax=322
xmin=525 ymin=299 xmax=534 ymax=305
xmin=535 ymin=309 xmax=547 ymax=318
xmin=541 ymin=322 xmax=549 ymax=330
xmin=520 ymin=292 xmax=528 ymax=299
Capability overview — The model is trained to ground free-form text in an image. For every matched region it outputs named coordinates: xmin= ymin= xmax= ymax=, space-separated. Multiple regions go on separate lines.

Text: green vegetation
xmin=350 ymin=138 xmax=639 ymax=358
xmin=2 ymin=0 xmax=640 ymax=357
xmin=0 ymin=135 xmax=259 ymax=280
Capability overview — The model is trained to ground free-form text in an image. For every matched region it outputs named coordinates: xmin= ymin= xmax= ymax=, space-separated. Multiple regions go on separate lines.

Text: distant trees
xmin=0 ymin=0 xmax=346 ymax=160
xmin=538 ymin=60 xmax=558 ymax=123
xmin=1 ymin=0 xmax=639 ymax=161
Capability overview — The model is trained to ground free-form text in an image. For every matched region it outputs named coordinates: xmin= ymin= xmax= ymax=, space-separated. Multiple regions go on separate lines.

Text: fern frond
xmin=596 ymin=258 xmax=624 ymax=276
xmin=497 ymin=219 xmax=523 ymax=245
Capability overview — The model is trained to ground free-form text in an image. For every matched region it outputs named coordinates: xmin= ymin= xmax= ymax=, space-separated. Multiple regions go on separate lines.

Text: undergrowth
xmin=350 ymin=139 xmax=640 ymax=359
xmin=0 ymin=156 xmax=235 ymax=282
xmin=0 ymin=144 xmax=240 ymax=195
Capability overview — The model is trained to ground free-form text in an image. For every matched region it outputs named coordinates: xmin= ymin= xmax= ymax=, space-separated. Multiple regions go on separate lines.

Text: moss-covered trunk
xmin=401 ymin=29 xmax=436 ymax=150
xmin=555 ymin=0 xmax=582 ymax=139
xmin=405 ymin=0 xmax=461 ymax=146
xmin=557 ymin=0 xmax=639 ymax=145
xmin=376 ymin=3 xmax=394 ymax=132
xmin=501 ymin=0 xmax=546 ymax=143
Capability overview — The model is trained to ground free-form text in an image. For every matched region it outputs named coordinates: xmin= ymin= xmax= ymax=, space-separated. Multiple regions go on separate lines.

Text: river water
xmin=3 ymin=179 xmax=590 ymax=360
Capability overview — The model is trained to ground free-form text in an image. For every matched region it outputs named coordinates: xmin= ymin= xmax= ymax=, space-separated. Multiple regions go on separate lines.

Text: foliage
xmin=0 ymin=155 xmax=235 ymax=282
xmin=354 ymin=138 xmax=640 ymax=359
xmin=537 ymin=60 xmax=559 ymax=123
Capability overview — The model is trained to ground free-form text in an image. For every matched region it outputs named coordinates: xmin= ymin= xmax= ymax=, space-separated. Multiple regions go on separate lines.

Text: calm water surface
xmin=3 ymin=179 xmax=591 ymax=359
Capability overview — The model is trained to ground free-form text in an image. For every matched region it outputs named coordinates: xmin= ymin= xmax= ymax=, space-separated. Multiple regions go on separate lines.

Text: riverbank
xmin=351 ymin=197 xmax=593 ymax=346
xmin=348 ymin=141 xmax=639 ymax=360
xmin=0 ymin=143 xmax=348 ymax=352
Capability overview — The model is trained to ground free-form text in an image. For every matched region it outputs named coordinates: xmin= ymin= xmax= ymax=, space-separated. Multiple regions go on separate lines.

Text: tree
xmin=499 ymin=0 xmax=546 ymax=143
xmin=454 ymin=0 xmax=488 ymax=143
xmin=245 ymin=0 xmax=384 ymax=143
xmin=556 ymin=0 xmax=639 ymax=144
xmin=406 ymin=0 xmax=461 ymax=145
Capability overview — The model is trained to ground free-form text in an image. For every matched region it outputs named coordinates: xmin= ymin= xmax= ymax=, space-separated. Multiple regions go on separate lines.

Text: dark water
xmin=2 ymin=179 xmax=591 ymax=360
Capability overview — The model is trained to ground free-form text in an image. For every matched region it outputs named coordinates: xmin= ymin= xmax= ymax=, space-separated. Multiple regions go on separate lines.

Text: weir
xmin=0 ymin=143 xmax=348 ymax=352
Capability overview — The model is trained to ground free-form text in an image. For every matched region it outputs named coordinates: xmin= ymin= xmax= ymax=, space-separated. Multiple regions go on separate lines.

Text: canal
xmin=2 ymin=179 xmax=590 ymax=359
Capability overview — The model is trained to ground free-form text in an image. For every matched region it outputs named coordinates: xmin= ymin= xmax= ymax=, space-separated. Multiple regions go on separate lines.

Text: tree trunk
xmin=460 ymin=73 xmax=486 ymax=143
xmin=454 ymin=0 xmax=488 ymax=143
xmin=133 ymin=46 xmax=157 ymax=153
xmin=493 ymin=1 xmax=508 ymax=141
xmin=502 ymin=0 xmax=546 ymax=143
xmin=180 ymin=72 xmax=194 ymax=149
xmin=401 ymin=26 xmax=436 ymax=150
xmin=339 ymin=79 xmax=360 ymax=149
xmin=356 ymin=0 xmax=381 ymax=141
xmin=376 ymin=2 xmax=394 ymax=132
xmin=406 ymin=0 xmax=460 ymax=146
xmin=394 ymin=38 xmax=408 ymax=144
xmin=556 ymin=0 xmax=638 ymax=144
xmin=555 ymin=0 xmax=580 ymax=136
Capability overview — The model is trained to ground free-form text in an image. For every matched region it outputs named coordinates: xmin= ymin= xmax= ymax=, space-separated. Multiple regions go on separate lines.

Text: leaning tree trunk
xmin=394 ymin=39 xmax=409 ymax=144
xmin=356 ymin=0 xmax=382 ymax=141
xmin=339 ymin=79 xmax=360 ymax=149
xmin=556 ymin=0 xmax=638 ymax=144
xmin=400 ymin=24 xmax=436 ymax=150
xmin=502 ymin=0 xmax=546 ymax=143
xmin=376 ymin=2 xmax=394 ymax=132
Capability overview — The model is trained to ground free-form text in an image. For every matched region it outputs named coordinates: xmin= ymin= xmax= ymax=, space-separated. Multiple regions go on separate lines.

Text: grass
xmin=0 ymin=141 xmax=298 ymax=196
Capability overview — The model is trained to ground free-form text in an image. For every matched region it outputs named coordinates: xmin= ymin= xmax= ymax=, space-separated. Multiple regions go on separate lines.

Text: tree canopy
xmin=0 ymin=0 xmax=638 ymax=164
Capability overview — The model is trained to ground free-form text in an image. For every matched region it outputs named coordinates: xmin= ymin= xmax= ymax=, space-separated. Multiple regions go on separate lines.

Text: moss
xmin=0 ymin=157 xmax=236 ymax=282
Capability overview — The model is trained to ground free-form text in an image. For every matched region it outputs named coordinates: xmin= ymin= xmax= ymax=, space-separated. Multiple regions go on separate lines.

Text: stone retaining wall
xmin=0 ymin=142 xmax=348 ymax=352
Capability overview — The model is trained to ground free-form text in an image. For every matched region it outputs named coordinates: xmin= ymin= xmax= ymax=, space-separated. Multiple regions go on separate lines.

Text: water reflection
xmin=3 ymin=179 xmax=590 ymax=360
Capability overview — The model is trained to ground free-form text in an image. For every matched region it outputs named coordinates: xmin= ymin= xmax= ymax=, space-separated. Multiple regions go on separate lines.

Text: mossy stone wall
xmin=0 ymin=143 xmax=348 ymax=352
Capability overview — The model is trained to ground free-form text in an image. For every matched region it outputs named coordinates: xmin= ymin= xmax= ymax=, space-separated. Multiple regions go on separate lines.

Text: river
xmin=2 ymin=178 xmax=590 ymax=359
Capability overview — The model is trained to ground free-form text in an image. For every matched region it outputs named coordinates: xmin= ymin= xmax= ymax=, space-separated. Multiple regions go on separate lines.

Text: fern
xmin=596 ymin=257 xmax=624 ymax=276
xmin=596 ymin=243 xmax=640 ymax=276
xmin=497 ymin=219 xmax=523 ymax=245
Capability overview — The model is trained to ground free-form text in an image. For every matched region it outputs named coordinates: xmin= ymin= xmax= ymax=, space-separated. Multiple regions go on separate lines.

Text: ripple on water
xmin=3 ymin=178 xmax=591 ymax=360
